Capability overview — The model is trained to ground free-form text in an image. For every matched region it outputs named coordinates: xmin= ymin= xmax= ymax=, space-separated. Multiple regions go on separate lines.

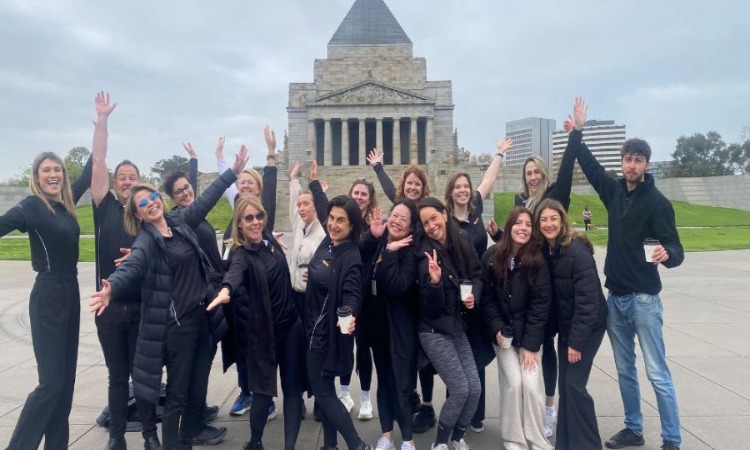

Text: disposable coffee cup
xmin=501 ymin=326 xmax=514 ymax=349
xmin=459 ymin=280 xmax=472 ymax=303
xmin=337 ymin=306 xmax=353 ymax=335
xmin=643 ymin=238 xmax=660 ymax=263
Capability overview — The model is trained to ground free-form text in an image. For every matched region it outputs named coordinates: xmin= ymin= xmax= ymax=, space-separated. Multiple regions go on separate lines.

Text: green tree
xmin=671 ymin=131 xmax=733 ymax=177
xmin=725 ymin=140 xmax=750 ymax=174
xmin=151 ymin=155 xmax=189 ymax=179
xmin=64 ymin=146 xmax=91 ymax=181
xmin=6 ymin=165 xmax=32 ymax=186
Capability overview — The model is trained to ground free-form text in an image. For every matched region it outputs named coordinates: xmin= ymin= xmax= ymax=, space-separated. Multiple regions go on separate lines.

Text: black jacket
xmin=573 ymin=129 xmax=684 ymax=295
xmin=480 ymin=244 xmax=552 ymax=352
xmin=107 ymin=169 xmax=237 ymax=404
xmin=417 ymin=237 xmax=481 ymax=337
xmin=543 ymin=237 xmax=608 ymax=350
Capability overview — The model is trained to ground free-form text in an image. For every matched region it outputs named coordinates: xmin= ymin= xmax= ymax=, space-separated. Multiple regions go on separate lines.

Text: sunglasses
xmin=353 ymin=177 xmax=373 ymax=186
xmin=243 ymin=211 xmax=266 ymax=222
xmin=137 ymin=191 xmax=161 ymax=208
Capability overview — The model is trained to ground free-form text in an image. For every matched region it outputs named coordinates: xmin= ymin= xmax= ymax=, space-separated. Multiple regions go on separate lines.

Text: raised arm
xmin=308 ymin=160 xmax=330 ymax=228
xmin=182 ymin=143 xmax=199 ymax=195
xmin=569 ymin=97 xmax=618 ymax=202
xmin=91 ymin=91 xmax=117 ymax=206
xmin=476 ymin=138 xmax=512 ymax=199
xmin=71 ymin=155 xmax=93 ymax=204
xmin=215 ymin=137 xmax=238 ymax=208
xmin=368 ymin=148 xmax=396 ymax=202
xmin=289 ymin=160 xmax=302 ymax=229
xmin=0 ymin=200 xmax=30 ymax=237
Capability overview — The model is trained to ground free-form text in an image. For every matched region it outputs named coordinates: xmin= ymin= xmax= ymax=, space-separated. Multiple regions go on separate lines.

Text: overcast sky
xmin=1 ymin=0 xmax=748 ymax=181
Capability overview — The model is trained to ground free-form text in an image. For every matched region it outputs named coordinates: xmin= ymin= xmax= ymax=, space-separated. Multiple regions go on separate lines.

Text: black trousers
xmin=555 ymin=327 xmax=605 ymax=450
xmin=341 ymin=333 xmax=373 ymax=391
xmin=163 ymin=307 xmax=211 ymax=450
xmin=307 ymin=351 xmax=364 ymax=450
xmin=542 ymin=333 xmax=558 ymax=398
xmin=96 ymin=301 xmax=157 ymax=439
xmin=371 ymin=334 xmax=413 ymax=441
xmin=8 ymin=271 xmax=79 ymax=450
xmin=249 ymin=319 xmax=305 ymax=450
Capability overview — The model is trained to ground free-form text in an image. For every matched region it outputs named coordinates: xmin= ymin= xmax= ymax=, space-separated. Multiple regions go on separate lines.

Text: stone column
xmin=425 ymin=117 xmax=434 ymax=164
xmin=323 ymin=119 xmax=332 ymax=166
xmin=393 ymin=118 xmax=401 ymax=165
xmin=341 ymin=119 xmax=350 ymax=166
xmin=376 ymin=118 xmax=383 ymax=157
xmin=359 ymin=119 xmax=366 ymax=165
xmin=307 ymin=120 xmax=316 ymax=161
xmin=410 ymin=117 xmax=418 ymax=164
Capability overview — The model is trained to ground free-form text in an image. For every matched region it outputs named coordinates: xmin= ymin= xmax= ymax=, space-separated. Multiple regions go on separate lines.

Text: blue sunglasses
xmin=137 ymin=191 xmax=161 ymax=208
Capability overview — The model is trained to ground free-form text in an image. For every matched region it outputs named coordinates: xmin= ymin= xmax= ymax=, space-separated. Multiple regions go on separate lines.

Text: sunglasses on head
xmin=137 ymin=191 xmax=161 ymax=208
xmin=243 ymin=211 xmax=266 ymax=222
xmin=353 ymin=177 xmax=373 ymax=186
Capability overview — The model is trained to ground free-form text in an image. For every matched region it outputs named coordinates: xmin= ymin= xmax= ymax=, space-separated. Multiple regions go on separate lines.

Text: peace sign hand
xmin=424 ymin=249 xmax=441 ymax=285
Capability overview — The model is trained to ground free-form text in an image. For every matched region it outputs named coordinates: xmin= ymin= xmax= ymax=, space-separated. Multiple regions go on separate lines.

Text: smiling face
xmin=387 ymin=204 xmax=412 ymax=241
xmin=133 ymin=189 xmax=165 ymax=225
xmin=524 ymin=161 xmax=544 ymax=196
xmin=240 ymin=204 xmax=265 ymax=244
xmin=451 ymin=175 xmax=472 ymax=208
xmin=114 ymin=164 xmax=140 ymax=203
xmin=538 ymin=207 xmax=562 ymax=246
xmin=350 ymin=183 xmax=371 ymax=215
xmin=420 ymin=206 xmax=448 ymax=246
xmin=403 ymin=173 xmax=424 ymax=201
xmin=511 ymin=212 xmax=533 ymax=251
xmin=171 ymin=176 xmax=194 ymax=208
xmin=36 ymin=158 xmax=64 ymax=200
xmin=296 ymin=192 xmax=316 ymax=225
xmin=327 ymin=206 xmax=352 ymax=245
xmin=238 ymin=172 xmax=261 ymax=198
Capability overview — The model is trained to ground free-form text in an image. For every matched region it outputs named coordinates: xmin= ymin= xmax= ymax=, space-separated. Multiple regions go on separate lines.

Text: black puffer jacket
xmin=480 ymin=244 xmax=552 ymax=352
xmin=543 ymin=237 xmax=608 ymax=350
xmin=107 ymin=169 xmax=237 ymax=404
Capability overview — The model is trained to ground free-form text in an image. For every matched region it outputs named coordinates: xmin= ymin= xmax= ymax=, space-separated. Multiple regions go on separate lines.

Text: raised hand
xmin=495 ymin=138 xmax=513 ymax=155
xmin=320 ymin=180 xmax=329 ymax=193
xmin=182 ymin=142 xmax=197 ymax=159
xmin=573 ymin=97 xmax=588 ymax=130
xmin=207 ymin=287 xmax=230 ymax=312
xmin=310 ymin=160 xmax=319 ymax=181
xmin=367 ymin=148 xmax=383 ymax=166
xmin=264 ymin=125 xmax=276 ymax=154
xmin=90 ymin=279 xmax=112 ymax=316
xmin=273 ymin=232 xmax=288 ymax=254
xmin=215 ymin=136 xmax=226 ymax=160
xmin=388 ymin=234 xmax=413 ymax=251
xmin=290 ymin=160 xmax=301 ymax=180
xmin=369 ymin=206 xmax=385 ymax=238
xmin=95 ymin=91 xmax=117 ymax=118
xmin=486 ymin=219 xmax=499 ymax=237
xmin=231 ymin=145 xmax=249 ymax=175
xmin=424 ymin=249 xmax=442 ymax=285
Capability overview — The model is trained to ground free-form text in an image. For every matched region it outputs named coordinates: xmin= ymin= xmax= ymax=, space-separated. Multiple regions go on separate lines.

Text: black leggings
xmin=341 ymin=334 xmax=373 ymax=391
xmin=8 ymin=271 xmax=79 ymax=450
xmin=371 ymin=333 xmax=413 ymax=441
xmin=307 ymin=351 xmax=365 ymax=450
xmin=542 ymin=333 xmax=557 ymax=398
xmin=249 ymin=319 xmax=305 ymax=450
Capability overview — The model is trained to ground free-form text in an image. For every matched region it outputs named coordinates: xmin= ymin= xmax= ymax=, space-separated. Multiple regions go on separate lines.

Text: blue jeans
xmin=607 ymin=292 xmax=681 ymax=446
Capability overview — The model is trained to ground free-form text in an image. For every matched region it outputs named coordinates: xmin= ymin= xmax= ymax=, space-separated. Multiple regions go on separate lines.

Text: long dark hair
xmin=327 ymin=195 xmax=362 ymax=243
xmin=492 ymin=206 xmax=544 ymax=286
xmin=417 ymin=197 xmax=475 ymax=279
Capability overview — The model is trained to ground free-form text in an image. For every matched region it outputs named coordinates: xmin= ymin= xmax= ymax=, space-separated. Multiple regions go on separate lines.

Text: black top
xmin=573 ymin=129 xmax=684 ymax=295
xmin=222 ymin=165 xmax=278 ymax=247
xmin=185 ymin=157 xmax=223 ymax=273
xmin=305 ymin=242 xmax=334 ymax=354
xmin=164 ymin=230 xmax=206 ymax=322
xmin=453 ymin=190 xmax=488 ymax=259
xmin=372 ymin=162 xmax=398 ymax=202
xmin=94 ymin=191 xmax=140 ymax=301
xmin=0 ymin=157 xmax=92 ymax=273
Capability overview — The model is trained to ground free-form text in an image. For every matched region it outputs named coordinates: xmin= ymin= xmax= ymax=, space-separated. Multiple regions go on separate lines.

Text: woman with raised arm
xmin=535 ymin=199 xmax=607 ymax=450
xmin=368 ymin=148 xmax=430 ymax=203
xmin=89 ymin=148 xmax=248 ymax=449
xmin=361 ymin=199 xmax=419 ymax=450
xmin=1 ymin=151 xmax=91 ymax=450
xmin=207 ymin=196 xmax=306 ymax=450
xmin=480 ymin=206 xmax=553 ymax=450
xmin=443 ymin=137 xmax=512 ymax=433
xmin=416 ymin=197 xmax=482 ymax=450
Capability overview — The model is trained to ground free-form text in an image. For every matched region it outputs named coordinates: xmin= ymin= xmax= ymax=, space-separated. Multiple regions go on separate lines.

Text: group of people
xmin=0 ymin=95 xmax=685 ymax=450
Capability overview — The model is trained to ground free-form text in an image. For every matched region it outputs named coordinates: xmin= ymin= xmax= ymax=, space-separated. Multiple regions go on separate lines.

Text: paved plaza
xmin=0 ymin=248 xmax=748 ymax=449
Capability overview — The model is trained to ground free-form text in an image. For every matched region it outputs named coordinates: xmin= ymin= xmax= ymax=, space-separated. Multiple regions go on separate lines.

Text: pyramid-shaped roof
xmin=329 ymin=0 xmax=412 ymax=46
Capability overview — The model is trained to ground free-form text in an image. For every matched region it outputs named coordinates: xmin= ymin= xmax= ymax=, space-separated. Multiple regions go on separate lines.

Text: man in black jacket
xmin=570 ymin=98 xmax=684 ymax=450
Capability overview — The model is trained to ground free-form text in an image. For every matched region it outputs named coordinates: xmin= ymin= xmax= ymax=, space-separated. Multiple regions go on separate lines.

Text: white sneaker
xmin=451 ymin=439 xmax=470 ymax=450
xmin=543 ymin=405 xmax=557 ymax=437
xmin=338 ymin=392 xmax=355 ymax=413
xmin=400 ymin=441 xmax=416 ymax=450
xmin=431 ymin=444 xmax=449 ymax=450
xmin=375 ymin=435 xmax=396 ymax=450
xmin=358 ymin=399 xmax=374 ymax=420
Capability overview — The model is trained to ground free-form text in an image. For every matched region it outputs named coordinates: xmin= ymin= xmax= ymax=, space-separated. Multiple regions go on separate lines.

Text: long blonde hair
xmin=30 ymin=152 xmax=77 ymax=218
xmin=230 ymin=196 xmax=266 ymax=249
xmin=123 ymin=184 xmax=163 ymax=236
xmin=519 ymin=155 xmax=550 ymax=213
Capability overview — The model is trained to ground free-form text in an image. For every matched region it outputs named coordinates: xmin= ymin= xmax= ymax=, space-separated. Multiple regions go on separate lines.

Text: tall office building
xmin=504 ymin=117 xmax=556 ymax=170
xmin=552 ymin=119 xmax=626 ymax=182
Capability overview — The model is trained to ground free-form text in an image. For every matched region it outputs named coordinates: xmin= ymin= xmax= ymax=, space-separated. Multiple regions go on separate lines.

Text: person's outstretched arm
xmin=368 ymin=148 xmax=396 ymax=202
xmin=308 ymin=160 xmax=329 ymax=228
xmin=215 ymin=137 xmax=238 ymax=208
xmin=261 ymin=125 xmax=278 ymax=231
xmin=182 ymin=143 xmax=199 ymax=195
xmin=91 ymin=91 xmax=117 ymax=207
xmin=476 ymin=138 xmax=512 ymax=199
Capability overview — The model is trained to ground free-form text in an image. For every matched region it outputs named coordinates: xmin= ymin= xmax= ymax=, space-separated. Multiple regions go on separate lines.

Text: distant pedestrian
xmin=583 ymin=206 xmax=592 ymax=231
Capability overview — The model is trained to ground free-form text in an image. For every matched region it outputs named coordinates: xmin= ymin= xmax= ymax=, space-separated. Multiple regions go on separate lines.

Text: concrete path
xmin=0 ymin=249 xmax=748 ymax=449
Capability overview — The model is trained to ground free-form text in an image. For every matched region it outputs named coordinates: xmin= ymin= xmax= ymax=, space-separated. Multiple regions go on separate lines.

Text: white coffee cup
xmin=337 ymin=306 xmax=353 ymax=335
xmin=460 ymin=281 xmax=472 ymax=302
xmin=644 ymin=238 xmax=660 ymax=263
